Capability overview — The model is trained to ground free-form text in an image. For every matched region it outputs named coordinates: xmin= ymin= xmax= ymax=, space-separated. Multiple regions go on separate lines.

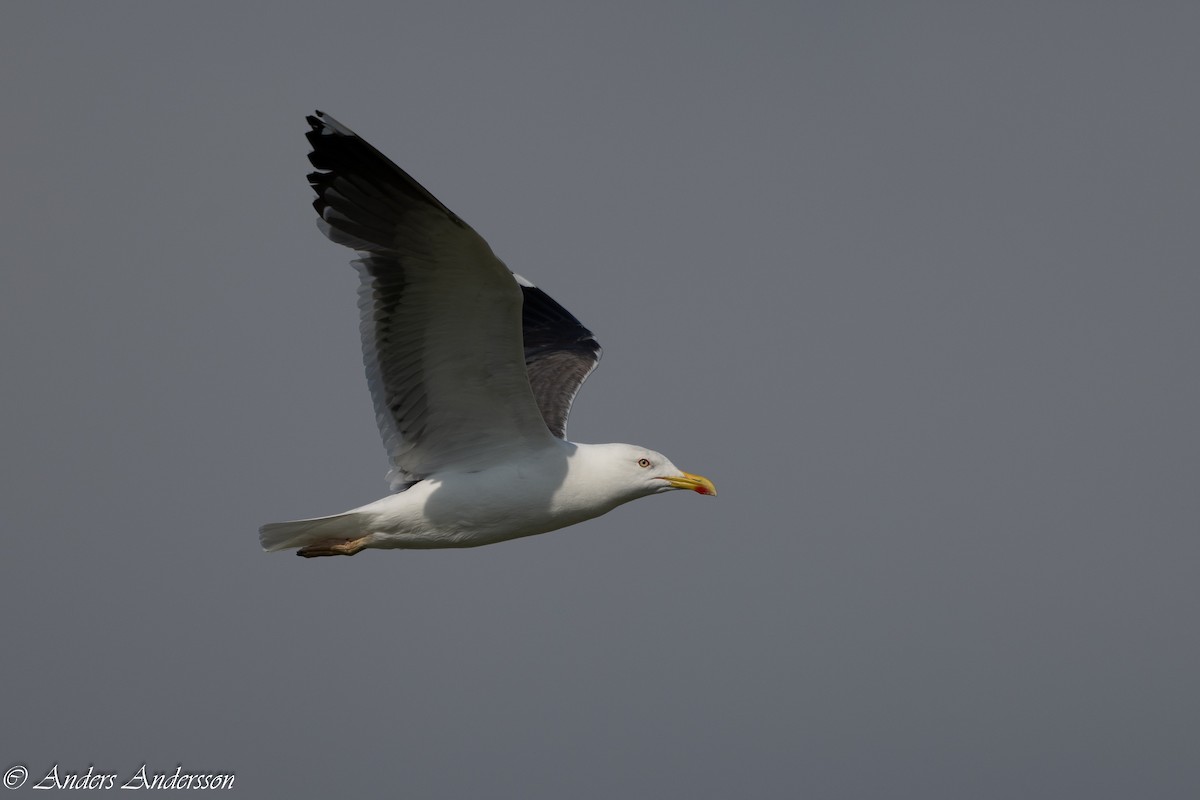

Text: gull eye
xmin=637 ymin=458 xmax=651 ymax=468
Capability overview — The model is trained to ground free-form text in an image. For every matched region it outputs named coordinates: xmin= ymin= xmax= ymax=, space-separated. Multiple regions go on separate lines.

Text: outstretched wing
xmin=516 ymin=275 xmax=602 ymax=439
xmin=306 ymin=111 xmax=554 ymax=487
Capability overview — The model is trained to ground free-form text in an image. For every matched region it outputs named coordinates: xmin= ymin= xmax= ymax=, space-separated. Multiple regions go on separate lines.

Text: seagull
xmin=260 ymin=112 xmax=715 ymax=557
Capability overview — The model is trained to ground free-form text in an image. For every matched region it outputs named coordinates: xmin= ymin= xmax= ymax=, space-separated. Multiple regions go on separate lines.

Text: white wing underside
xmin=308 ymin=114 xmax=557 ymax=487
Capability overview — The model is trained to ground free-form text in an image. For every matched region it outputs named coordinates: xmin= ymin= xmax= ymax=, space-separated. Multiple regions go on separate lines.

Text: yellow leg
xmin=296 ymin=536 xmax=372 ymax=558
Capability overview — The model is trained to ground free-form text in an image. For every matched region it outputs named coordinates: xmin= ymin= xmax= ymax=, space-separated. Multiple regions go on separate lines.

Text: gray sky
xmin=2 ymin=3 xmax=1197 ymax=798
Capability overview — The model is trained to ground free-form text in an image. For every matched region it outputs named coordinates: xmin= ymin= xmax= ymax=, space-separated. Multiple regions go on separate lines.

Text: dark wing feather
xmin=517 ymin=278 xmax=603 ymax=439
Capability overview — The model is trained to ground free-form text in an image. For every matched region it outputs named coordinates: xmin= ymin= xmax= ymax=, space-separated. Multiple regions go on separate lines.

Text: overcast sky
xmin=2 ymin=3 xmax=1197 ymax=798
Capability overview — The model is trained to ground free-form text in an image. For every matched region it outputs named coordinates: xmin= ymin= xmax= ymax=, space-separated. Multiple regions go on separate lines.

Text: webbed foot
xmin=296 ymin=536 xmax=371 ymax=557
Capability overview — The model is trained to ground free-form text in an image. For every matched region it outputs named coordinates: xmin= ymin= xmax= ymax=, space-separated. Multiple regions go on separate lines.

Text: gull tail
xmin=259 ymin=512 xmax=363 ymax=552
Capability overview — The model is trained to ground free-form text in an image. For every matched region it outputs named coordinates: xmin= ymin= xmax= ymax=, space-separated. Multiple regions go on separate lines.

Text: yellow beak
xmin=663 ymin=471 xmax=717 ymax=496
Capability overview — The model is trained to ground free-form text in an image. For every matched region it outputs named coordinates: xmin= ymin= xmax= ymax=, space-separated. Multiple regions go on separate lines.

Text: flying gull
xmin=260 ymin=112 xmax=716 ymax=557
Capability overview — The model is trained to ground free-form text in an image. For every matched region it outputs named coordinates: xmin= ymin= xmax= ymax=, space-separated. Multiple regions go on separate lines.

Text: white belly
xmin=348 ymin=457 xmax=625 ymax=549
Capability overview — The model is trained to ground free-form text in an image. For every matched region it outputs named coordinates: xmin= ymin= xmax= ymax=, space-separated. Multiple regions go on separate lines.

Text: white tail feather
xmin=259 ymin=512 xmax=362 ymax=552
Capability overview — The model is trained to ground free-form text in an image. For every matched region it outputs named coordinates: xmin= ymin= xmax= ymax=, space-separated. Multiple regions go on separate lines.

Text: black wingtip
xmin=303 ymin=111 xmax=464 ymax=228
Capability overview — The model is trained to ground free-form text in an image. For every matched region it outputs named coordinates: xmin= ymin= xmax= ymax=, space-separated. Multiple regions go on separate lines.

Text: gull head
xmin=577 ymin=442 xmax=717 ymax=502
